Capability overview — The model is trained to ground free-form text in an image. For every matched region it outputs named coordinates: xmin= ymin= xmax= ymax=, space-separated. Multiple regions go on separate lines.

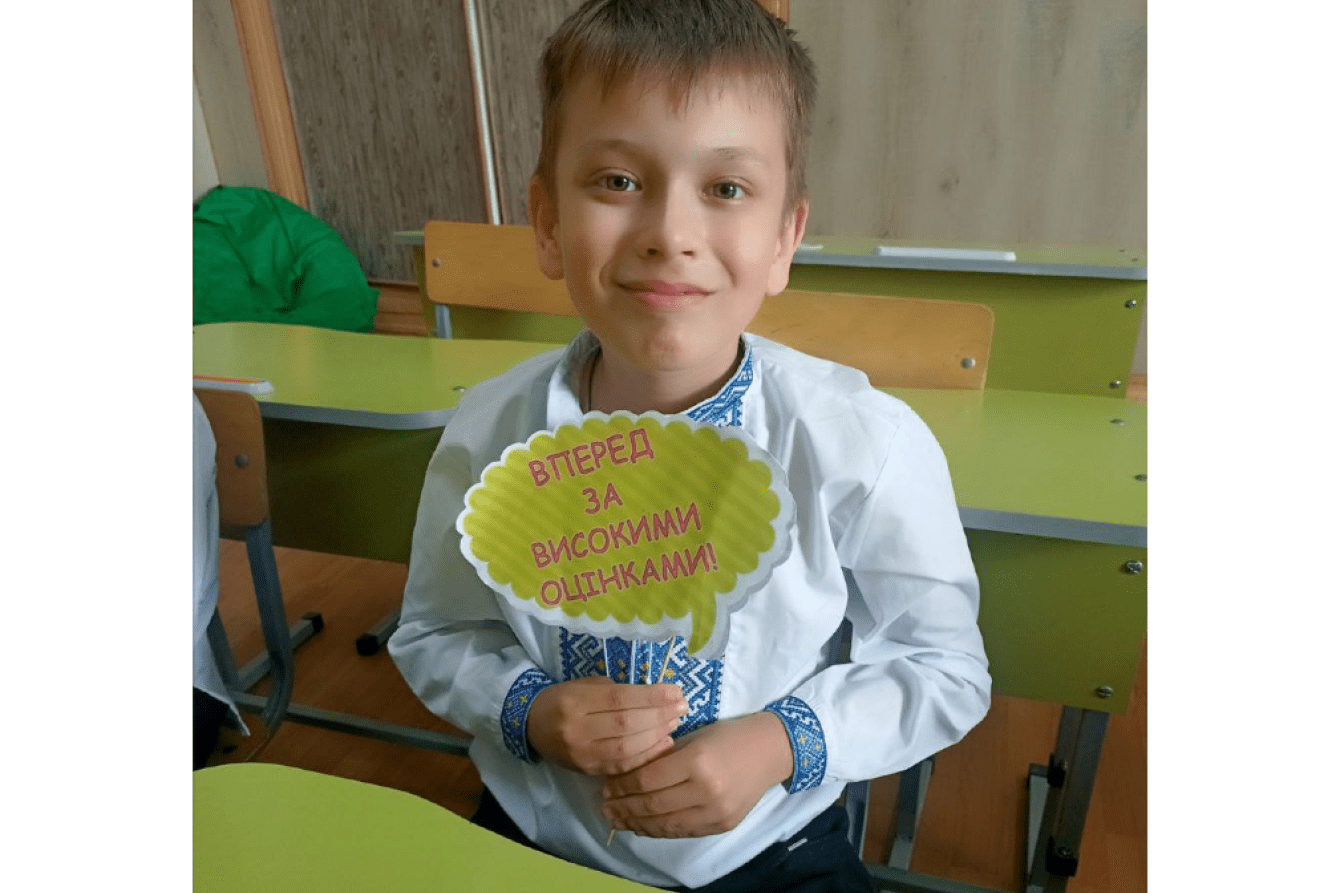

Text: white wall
xmin=193 ymin=0 xmax=268 ymax=194
xmin=789 ymin=0 xmax=1147 ymax=376
xmin=194 ymin=77 xmax=220 ymax=202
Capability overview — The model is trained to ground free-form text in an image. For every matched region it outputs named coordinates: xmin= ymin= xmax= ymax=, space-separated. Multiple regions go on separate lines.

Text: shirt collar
xmin=547 ymin=330 xmax=754 ymax=429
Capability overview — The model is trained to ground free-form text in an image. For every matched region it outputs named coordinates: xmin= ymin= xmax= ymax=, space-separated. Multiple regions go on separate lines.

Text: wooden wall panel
xmin=234 ymin=0 xmax=310 ymax=209
xmin=269 ymin=0 xmax=489 ymax=282
xmin=477 ymin=0 xmax=587 ymax=226
xmin=790 ymin=0 xmax=1146 ymax=249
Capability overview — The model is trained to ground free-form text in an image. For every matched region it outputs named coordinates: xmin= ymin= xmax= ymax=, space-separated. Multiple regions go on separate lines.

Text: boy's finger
xmin=593 ymin=682 xmax=687 ymax=713
xmin=603 ymin=779 xmax=699 ymax=824
xmin=595 ymin=732 xmax=675 ymax=776
xmin=602 ymin=746 xmax=693 ymax=799
xmin=592 ymin=718 xmax=669 ymax=753
xmin=589 ymin=700 xmax=688 ymax=738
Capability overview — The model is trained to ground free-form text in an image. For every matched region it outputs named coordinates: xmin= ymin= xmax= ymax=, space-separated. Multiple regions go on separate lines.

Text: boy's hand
xmin=527 ymin=677 xmax=688 ymax=776
xmin=599 ymin=712 xmax=794 ymax=839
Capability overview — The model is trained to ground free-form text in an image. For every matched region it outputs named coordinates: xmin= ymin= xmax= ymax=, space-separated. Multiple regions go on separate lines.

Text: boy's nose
xmin=635 ymin=185 xmax=702 ymax=260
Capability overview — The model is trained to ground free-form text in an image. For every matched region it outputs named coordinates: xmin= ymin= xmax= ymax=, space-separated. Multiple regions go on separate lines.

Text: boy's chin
xmin=602 ymin=339 xmax=745 ymax=394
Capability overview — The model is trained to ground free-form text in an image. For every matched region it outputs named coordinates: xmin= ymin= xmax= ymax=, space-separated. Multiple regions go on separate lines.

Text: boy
xmin=389 ymin=1 xmax=990 ymax=890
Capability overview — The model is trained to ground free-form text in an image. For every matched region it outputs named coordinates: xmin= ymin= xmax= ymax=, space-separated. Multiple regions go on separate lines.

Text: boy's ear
xmin=765 ymin=199 xmax=810 ymax=296
xmin=527 ymin=176 xmax=565 ymax=281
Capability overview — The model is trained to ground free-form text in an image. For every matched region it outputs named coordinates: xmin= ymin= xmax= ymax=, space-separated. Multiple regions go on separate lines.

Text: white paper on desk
xmin=194 ymin=376 xmax=275 ymax=396
xmin=875 ymin=246 xmax=1017 ymax=262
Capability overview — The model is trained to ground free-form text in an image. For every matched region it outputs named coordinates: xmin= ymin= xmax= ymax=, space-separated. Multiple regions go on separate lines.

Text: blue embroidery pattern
xmin=687 ymin=344 xmax=753 ymax=428
xmin=501 ymin=667 xmax=557 ymax=762
xmin=559 ymin=630 xmax=607 ymax=679
xmin=559 ymin=631 xmax=721 ymax=737
xmin=764 ymin=696 xmax=827 ymax=793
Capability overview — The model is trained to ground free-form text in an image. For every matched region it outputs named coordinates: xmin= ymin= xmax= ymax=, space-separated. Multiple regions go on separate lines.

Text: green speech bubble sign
xmin=457 ymin=411 xmax=794 ymax=658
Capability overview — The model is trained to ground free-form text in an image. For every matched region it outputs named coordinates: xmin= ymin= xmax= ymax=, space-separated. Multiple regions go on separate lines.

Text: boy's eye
xmin=601 ymin=174 xmax=638 ymax=192
xmin=710 ymin=182 xmax=746 ymax=200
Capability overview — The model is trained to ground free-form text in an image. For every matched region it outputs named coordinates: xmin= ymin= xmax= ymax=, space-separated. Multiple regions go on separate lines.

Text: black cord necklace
xmin=582 ymin=347 xmax=600 ymax=413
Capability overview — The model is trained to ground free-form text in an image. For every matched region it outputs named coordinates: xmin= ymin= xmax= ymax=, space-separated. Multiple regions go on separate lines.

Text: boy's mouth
xmin=620 ymin=280 xmax=710 ymax=310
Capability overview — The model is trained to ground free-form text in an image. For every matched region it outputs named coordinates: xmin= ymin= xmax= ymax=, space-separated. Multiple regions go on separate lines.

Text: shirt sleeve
xmin=780 ymin=402 xmax=992 ymax=787
xmin=387 ymin=428 xmax=555 ymax=762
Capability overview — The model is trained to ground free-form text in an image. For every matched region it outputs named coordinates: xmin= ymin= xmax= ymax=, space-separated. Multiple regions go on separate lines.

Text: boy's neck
xmin=586 ymin=341 xmax=744 ymax=416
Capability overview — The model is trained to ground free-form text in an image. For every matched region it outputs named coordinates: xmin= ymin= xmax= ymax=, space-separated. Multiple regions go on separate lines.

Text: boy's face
xmin=530 ymin=71 xmax=807 ymax=389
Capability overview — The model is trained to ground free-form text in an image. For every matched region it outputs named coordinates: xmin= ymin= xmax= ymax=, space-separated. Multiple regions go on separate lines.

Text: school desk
xmin=193 ymin=321 xmax=1146 ymax=893
xmin=394 ymin=229 xmax=1146 ymax=399
xmin=194 ymin=763 xmax=648 ymax=892
xmin=193 ymin=321 xmax=563 ymax=561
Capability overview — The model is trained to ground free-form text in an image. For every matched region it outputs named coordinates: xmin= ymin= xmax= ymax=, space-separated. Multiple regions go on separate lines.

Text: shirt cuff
xmin=763 ymin=696 xmax=827 ymax=793
xmin=501 ymin=667 xmax=557 ymax=762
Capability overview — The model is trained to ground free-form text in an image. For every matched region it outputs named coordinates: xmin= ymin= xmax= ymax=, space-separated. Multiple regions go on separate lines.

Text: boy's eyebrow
xmin=577 ymin=138 xmax=642 ymax=155
xmin=578 ymin=139 xmax=769 ymax=164
xmin=707 ymin=146 xmax=767 ymax=164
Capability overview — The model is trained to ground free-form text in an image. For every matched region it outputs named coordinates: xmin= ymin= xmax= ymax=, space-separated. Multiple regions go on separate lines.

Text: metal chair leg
xmin=234 ymin=613 xmax=324 ymax=692
xmin=207 ymin=611 xmax=241 ymax=690
xmin=244 ymin=519 xmax=294 ymax=731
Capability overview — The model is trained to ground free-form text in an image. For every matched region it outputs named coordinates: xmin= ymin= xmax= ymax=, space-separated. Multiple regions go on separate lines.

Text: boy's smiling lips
xmin=618 ymin=279 xmax=711 ymax=310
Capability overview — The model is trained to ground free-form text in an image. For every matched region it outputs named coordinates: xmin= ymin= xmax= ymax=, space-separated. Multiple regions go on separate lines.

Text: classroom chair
xmin=194 ymin=379 xmax=472 ymax=756
xmin=195 ymin=383 xmax=309 ymax=732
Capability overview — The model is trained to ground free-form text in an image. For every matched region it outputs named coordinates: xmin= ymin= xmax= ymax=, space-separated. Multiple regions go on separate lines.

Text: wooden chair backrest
xmin=423 ymin=220 xmax=993 ymax=388
xmin=424 ymin=220 xmax=572 ymax=316
xmin=194 ymin=384 xmax=270 ymax=527
xmin=750 ymin=291 xmax=991 ymax=389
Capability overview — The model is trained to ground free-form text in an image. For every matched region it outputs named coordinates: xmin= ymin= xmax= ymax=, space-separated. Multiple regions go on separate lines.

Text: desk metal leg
xmin=1025 ymin=706 xmax=1108 ymax=893
xmin=889 ymin=757 xmax=935 ymax=870
xmin=865 ymin=705 xmax=1109 ymax=893
xmin=435 ymin=304 xmax=452 ymax=338
xmin=355 ymin=608 xmax=400 ymax=656
xmin=845 ymin=780 xmax=870 ymax=860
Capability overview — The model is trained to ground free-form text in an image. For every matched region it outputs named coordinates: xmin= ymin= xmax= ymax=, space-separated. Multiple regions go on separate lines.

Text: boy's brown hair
xmin=534 ymin=0 xmax=817 ymax=214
